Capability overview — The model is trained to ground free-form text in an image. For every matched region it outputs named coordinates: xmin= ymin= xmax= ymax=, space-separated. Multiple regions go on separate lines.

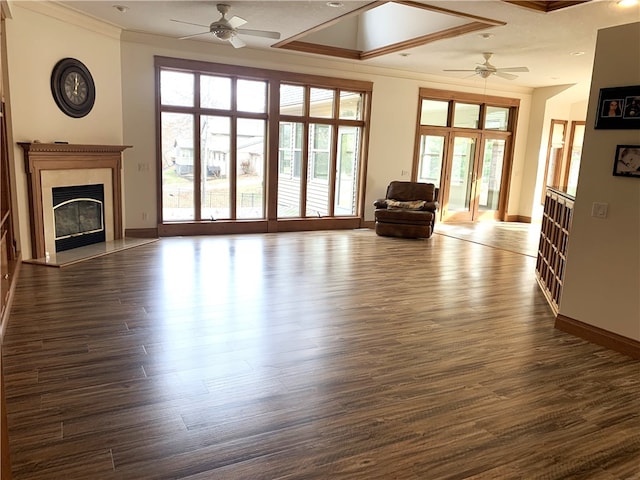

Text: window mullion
xmin=328 ymin=123 xmax=338 ymax=217
xmin=301 ymin=122 xmax=309 ymax=217
xmin=230 ymin=116 xmax=238 ymax=220
xmin=194 ymin=113 xmax=202 ymax=221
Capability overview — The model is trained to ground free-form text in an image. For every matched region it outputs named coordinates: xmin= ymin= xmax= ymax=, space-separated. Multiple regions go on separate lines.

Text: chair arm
xmin=373 ymin=198 xmax=388 ymax=209
xmin=422 ymin=201 xmax=438 ymax=212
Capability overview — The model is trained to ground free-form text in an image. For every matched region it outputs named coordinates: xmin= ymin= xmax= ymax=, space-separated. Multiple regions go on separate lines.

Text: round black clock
xmin=50 ymin=58 xmax=95 ymax=118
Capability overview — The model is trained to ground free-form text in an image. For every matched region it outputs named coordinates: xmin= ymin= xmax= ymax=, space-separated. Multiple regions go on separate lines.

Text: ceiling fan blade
xmin=443 ymin=69 xmax=477 ymax=72
xmin=497 ymin=67 xmax=530 ymax=73
xmin=236 ymin=28 xmax=281 ymax=40
xmin=228 ymin=15 xmax=247 ymax=29
xmin=229 ymin=35 xmax=246 ymax=48
xmin=178 ymin=31 xmax=210 ymax=40
xmin=171 ymin=19 xmax=209 ymax=28
xmin=495 ymin=72 xmax=518 ymax=80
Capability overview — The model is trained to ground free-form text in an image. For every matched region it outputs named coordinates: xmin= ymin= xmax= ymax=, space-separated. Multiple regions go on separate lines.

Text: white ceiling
xmin=55 ymin=0 xmax=639 ymax=91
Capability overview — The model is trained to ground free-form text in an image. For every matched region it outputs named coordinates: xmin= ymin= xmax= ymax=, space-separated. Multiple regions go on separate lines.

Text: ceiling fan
xmin=171 ymin=3 xmax=281 ymax=48
xmin=444 ymin=52 xmax=529 ymax=80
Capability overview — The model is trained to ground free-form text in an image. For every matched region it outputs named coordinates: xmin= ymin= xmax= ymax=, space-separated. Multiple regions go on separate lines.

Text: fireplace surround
xmin=19 ymin=143 xmax=131 ymax=260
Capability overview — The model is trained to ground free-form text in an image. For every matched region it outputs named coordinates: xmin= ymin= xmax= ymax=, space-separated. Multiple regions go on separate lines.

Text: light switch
xmin=591 ymin=202 xmax=608 ymax=218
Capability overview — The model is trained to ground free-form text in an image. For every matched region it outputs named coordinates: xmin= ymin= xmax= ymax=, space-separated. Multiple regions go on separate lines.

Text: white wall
xmin=560 ymin=22 xmax=640 ymax=341
xmin=5 ymin=3 xmax=123 ymax=258
xmin=520 ymin=85 xmax=575 ymax=221
xmin=120 ymin=31 xmax=534 ymax=229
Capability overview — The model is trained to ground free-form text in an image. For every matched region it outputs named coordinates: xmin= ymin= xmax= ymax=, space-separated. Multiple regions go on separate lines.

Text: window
xmin=485 ymin=106 xmax=509 ymax=131
xmin=279 ymin=123 xmax=303 ymax=177
xmin=161 ymin=112 xmax=194 ymax=221
xmin=335 ymin=126 xmax=360 ymax=215
xmin=339 ymin=92 xmax=364 ymax=120
xmin=159 ymin=69 xmax=267 ymax=222
xmin=160 ymin=70 xmax=193 ymax=107
xmin=417 ymin=135 xmax=445 ymax=186
xmin=278 ymin=122 xmax=303 ymax=217
xmin=565 ymin=122 xmax=584 ymax=193
xmin=420 ymin=99 xmax=449 ymax=126
xmin=280 ymin=84 xmax=304 ymax=116
xmin=309 ymin=88 xmax=334 ymax=118
xmin=201 ymin=75 xmax=231 ymax=109
xmin=157 ymin=57 xmax=371 ymax=230
xmin=453 ymin=103 xmax=481 ymax=128
xmin=280 ymin=83 xmax=366 ymax=218
xmin=309 ymin=124 xmax=331 ymax=181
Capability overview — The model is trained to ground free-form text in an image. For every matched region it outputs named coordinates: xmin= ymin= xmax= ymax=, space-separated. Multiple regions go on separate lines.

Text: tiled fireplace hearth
xmin=19 ymin=143 xmax=131 ymax=261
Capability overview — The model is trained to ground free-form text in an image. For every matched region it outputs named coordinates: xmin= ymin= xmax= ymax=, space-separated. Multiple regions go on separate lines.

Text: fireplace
xmin=53 ymin=184 xmax=106 ymax=252
xmin=19 ymin=143 xmax=131 ymax=260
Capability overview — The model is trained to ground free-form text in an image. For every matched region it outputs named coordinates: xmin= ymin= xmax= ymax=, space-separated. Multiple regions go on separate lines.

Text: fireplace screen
xmin=52 ymin=184 xmax=106 ymax=252
xmin=55 ymin=200 xmax=104 ymax=238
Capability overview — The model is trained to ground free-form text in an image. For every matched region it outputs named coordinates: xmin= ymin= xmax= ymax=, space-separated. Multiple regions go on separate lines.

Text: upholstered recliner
xmin=374 ymin=181 xmax=439 ymax=239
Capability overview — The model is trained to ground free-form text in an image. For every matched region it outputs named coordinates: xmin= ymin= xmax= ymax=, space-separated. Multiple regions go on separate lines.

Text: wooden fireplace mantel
xmin=18 ymin=143 xmax=132 ymax=259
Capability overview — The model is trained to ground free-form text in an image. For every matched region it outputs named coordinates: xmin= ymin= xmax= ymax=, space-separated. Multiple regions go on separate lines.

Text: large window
xmin=278 ymin=84 xmax=366 ymax=219
xmin=159 ymin=70 xmax=266 ymax=222
xmin=156 ymin=57 xmax=371 ymax=233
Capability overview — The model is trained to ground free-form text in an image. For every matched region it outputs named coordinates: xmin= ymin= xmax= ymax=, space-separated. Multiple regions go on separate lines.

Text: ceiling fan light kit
xmin=211 ymin=25 xmax=234 ymax=40
xmin=444 ymin=52 xmax=529 ymax=80
xmin=172 ymin=3 xmax=280 ymax=48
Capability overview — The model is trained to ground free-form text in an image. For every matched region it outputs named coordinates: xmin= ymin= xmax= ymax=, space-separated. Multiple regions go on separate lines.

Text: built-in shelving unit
xmin=536 ymin=186 xmax=574 ymax=314
xmin=1 ymin=11 xmax=17 ymax=477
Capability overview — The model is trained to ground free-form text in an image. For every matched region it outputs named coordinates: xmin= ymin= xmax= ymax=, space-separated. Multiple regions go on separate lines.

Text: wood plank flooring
xmin=3 ymin=229 xmax=639 ymax=479
xmin=434 ymin=221 xmax=541 ymax=257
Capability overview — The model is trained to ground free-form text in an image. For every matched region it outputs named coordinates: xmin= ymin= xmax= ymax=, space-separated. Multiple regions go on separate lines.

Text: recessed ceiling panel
xmin=357 ymin=2 xmax=469 ymax=51
xmin=274 ymin=1 xmax=505 ymax=61
xmin=302 ymin=16 xmax=360 ymax=49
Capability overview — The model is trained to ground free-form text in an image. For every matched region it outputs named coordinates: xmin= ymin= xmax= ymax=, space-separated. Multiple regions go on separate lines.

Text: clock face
xmin=63 ymin=71 xmax=88 ymax=105
xmin=51 ymin=58 xmax=95 ymax=118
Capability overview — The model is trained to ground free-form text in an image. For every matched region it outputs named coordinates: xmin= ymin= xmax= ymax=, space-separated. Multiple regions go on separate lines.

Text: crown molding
xmin=16 ymin=1 xmax=121 ymax=40
xmin=1 ymin=0 xmax=13 ymax=19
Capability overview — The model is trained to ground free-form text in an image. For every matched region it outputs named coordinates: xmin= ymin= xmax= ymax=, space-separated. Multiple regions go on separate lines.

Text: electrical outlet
xmin=401 ymin=170 xmax=410 ymax=177
xmin=142 ymin=212 xmax=148 ymax=221
xmin=591 ymin=202 xmax=608 ymax=219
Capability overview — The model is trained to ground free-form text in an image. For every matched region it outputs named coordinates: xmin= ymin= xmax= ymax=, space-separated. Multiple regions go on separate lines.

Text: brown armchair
xmin=374 ymin=181 xmax=439 ymax=239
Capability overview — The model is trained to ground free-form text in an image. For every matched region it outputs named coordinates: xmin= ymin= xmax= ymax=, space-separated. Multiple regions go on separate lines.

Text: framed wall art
xmin=595 ymin=85 xmax=640 ymax=129
xmin=612 ymin=145 xmax=640 ymax=177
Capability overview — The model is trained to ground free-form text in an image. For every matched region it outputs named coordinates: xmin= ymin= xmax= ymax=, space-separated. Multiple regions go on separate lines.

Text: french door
xmin=414 ymin=89 xmax=520 ymax=225
xmin=417 ymin=130 xmax=509 ymax=222
xmin=443 ymin=133 xmax=479 ymax=221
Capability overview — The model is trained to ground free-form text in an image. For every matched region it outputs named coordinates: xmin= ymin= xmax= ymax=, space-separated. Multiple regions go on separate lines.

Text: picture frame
xmin=596 ymin=86 xmax=640 ymax=129
xmin=613 ymin=145 xmax=640 ymax=177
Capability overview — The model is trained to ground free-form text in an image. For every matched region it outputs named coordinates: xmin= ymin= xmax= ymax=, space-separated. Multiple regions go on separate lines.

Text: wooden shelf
xmin=535 ymin=187 xmax=574 ymax=314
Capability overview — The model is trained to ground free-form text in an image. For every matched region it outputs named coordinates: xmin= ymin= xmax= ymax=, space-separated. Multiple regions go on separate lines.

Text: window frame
xmin=155 ymin=56 xmax=372 ymax=236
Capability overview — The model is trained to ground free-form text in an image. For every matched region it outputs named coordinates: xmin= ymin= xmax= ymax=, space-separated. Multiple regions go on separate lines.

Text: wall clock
xmin=50 ymin=58 xmax=95 ymax=118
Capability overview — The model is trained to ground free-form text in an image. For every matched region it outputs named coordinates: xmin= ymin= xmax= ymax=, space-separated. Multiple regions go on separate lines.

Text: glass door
xmin=476 ymin=137 xmax=508 ymax=220
xmin=417 ymin=132 xmax=508 ymax=222
xmin=442 ymin=134 xmax=479 ymax=221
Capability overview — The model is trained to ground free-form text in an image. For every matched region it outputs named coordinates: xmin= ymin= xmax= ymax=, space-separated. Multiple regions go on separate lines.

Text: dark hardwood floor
xmin=3 ymin=229 xmax=639 ymax=479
